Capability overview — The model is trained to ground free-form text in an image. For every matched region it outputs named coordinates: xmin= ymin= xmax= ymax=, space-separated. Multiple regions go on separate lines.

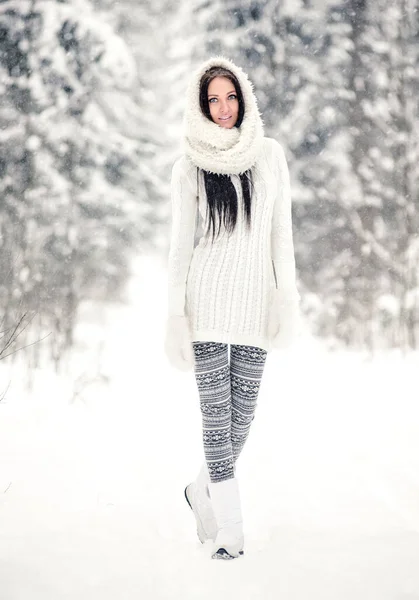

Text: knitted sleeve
xmin=167 ymin=156 xmax=198 ymax=316
xmin=271 ymin=140 xmax=299 ymax=298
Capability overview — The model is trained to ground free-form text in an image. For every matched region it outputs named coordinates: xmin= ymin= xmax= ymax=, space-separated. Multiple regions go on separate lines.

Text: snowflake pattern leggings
xmin=192 ymin=341 xmax=268 ymax=484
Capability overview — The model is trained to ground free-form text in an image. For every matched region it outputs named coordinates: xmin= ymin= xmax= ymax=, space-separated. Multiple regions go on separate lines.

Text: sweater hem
xmin=190 ymin=329 xmax=272 ymax=353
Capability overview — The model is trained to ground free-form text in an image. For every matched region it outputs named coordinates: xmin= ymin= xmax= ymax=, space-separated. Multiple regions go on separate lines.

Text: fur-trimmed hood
xmin=181 ymin=56 xmax=265 ymax=175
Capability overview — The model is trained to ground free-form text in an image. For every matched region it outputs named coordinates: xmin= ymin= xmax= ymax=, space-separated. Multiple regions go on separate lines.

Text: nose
xmin=219 ymin=99 xmax=229 ymax=113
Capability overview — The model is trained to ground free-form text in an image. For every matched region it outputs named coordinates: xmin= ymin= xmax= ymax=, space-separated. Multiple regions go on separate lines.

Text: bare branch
xmin=0 ymin=313 xmax=29 ymax=357
xmin=0 ymin=312 xmax=41 ymax=360
xmin=0 ymin=331 xmax=52 ymax=362
xmin=0 ymin=381 xmax=11 ymax=403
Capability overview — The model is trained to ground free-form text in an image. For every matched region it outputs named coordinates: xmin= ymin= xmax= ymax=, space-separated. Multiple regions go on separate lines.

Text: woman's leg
xmin=192 ymin=341 xmax=234 ymax=484
xmin=230 ymin=344 xmax=267 ymax=463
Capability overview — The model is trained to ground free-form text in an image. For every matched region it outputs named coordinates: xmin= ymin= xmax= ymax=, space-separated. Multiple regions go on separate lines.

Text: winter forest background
xmin=1 ymin=0 xmax=418 ymax=372
xmin=1 ymin=2 xmax=419 ymax=596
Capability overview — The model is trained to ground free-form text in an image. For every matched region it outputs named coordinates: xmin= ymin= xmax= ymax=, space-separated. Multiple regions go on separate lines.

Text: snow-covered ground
xmin=1 ymin=255 xmax=418 ymax=600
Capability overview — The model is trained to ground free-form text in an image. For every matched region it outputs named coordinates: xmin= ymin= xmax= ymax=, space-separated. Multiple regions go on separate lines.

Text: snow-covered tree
xmin=111 ymin=0 xmax=179 ymax=252
xmin=0 ymin=0 xmax=147 ymax=365
xmin=311 ymin=0 xmax=419 ymax=350
xmin=361 ymin=0 xmax=419 ymax=350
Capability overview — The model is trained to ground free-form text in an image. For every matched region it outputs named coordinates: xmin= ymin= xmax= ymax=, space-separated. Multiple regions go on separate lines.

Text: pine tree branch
xmin=347 ymin=210 xmax=404 ymax=281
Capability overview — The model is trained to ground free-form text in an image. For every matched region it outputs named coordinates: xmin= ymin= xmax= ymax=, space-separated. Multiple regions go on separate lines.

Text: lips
xmin=219 ymin=116 xmax=231 ymax=121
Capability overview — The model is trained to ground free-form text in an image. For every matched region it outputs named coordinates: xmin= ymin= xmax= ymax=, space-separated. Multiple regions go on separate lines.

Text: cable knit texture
xmin=167 ymin=57 xmax=299 ymax=356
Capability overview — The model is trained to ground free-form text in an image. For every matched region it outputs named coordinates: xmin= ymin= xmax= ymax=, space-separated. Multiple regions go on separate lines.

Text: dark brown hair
xmin=198 ymin=66 xmax=254 ymax=242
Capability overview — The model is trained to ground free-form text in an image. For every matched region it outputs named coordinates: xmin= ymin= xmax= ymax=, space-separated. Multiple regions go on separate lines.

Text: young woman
xmin=165 ymin=56 xmax=300 ymax=560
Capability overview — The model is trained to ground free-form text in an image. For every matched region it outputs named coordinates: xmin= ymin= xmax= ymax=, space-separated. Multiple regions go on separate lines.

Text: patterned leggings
xmin=192 ymin=341 xmax=268 ymax=484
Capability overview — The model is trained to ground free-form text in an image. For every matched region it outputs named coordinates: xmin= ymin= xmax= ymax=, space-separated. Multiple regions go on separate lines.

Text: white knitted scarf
xmin=182 ymin=56 xmax=265 ymax=175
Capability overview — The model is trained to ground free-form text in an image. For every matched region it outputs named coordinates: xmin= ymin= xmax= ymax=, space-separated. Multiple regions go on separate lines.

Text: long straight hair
xmin=198 ymin=66 xmax=254 ymax=242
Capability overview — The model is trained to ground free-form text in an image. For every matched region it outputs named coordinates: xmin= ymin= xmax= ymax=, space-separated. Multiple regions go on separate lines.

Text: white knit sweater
xmin=167 ymin=136 xmax=298 ymax=353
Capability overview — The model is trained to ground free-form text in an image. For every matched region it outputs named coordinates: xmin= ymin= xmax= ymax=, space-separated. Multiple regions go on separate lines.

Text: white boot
xmin=208 ymin=477 xmax=244 ymax=559
xmin=184 ymin=462 xmax=217 ymax=543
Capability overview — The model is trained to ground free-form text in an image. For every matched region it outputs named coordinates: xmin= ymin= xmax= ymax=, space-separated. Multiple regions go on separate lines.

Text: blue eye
xmin=208 ymin=95 xmax=237 ymax=103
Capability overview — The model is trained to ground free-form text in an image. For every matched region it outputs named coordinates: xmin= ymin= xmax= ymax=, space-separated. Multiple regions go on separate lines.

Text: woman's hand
xmin=267 ymin=288 xmax=301 ymax=349
xmin=164 ymin=315 xmax=194 ymax=371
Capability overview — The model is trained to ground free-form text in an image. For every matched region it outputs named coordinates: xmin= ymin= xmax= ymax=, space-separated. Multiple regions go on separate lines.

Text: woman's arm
xmin=271 ymin=140 xmax=299 ymax=298
xmin=267 ymin=140 xmax=300 ymax=348
xmin=167 ymin=156 xmax=198 ymax=316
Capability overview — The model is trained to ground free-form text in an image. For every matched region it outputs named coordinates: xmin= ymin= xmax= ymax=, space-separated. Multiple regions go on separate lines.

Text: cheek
xmin=209 ymin=103 xmax=217 ymax=119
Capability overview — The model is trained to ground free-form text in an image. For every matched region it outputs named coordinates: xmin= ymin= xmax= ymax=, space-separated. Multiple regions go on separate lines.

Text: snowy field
xmin=1 ymin=255 xmax=419 ymax=600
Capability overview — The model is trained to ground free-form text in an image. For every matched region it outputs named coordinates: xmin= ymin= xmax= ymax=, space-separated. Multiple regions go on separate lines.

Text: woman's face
xmin=207 ymin=76 xmax=239 ymax=129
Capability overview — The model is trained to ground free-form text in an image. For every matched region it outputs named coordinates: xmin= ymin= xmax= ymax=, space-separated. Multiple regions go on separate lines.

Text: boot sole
xmin=184 ymin=485 xmax=192 ymax=510
xmin=212 ymin=548 xmax=244 ymax=560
